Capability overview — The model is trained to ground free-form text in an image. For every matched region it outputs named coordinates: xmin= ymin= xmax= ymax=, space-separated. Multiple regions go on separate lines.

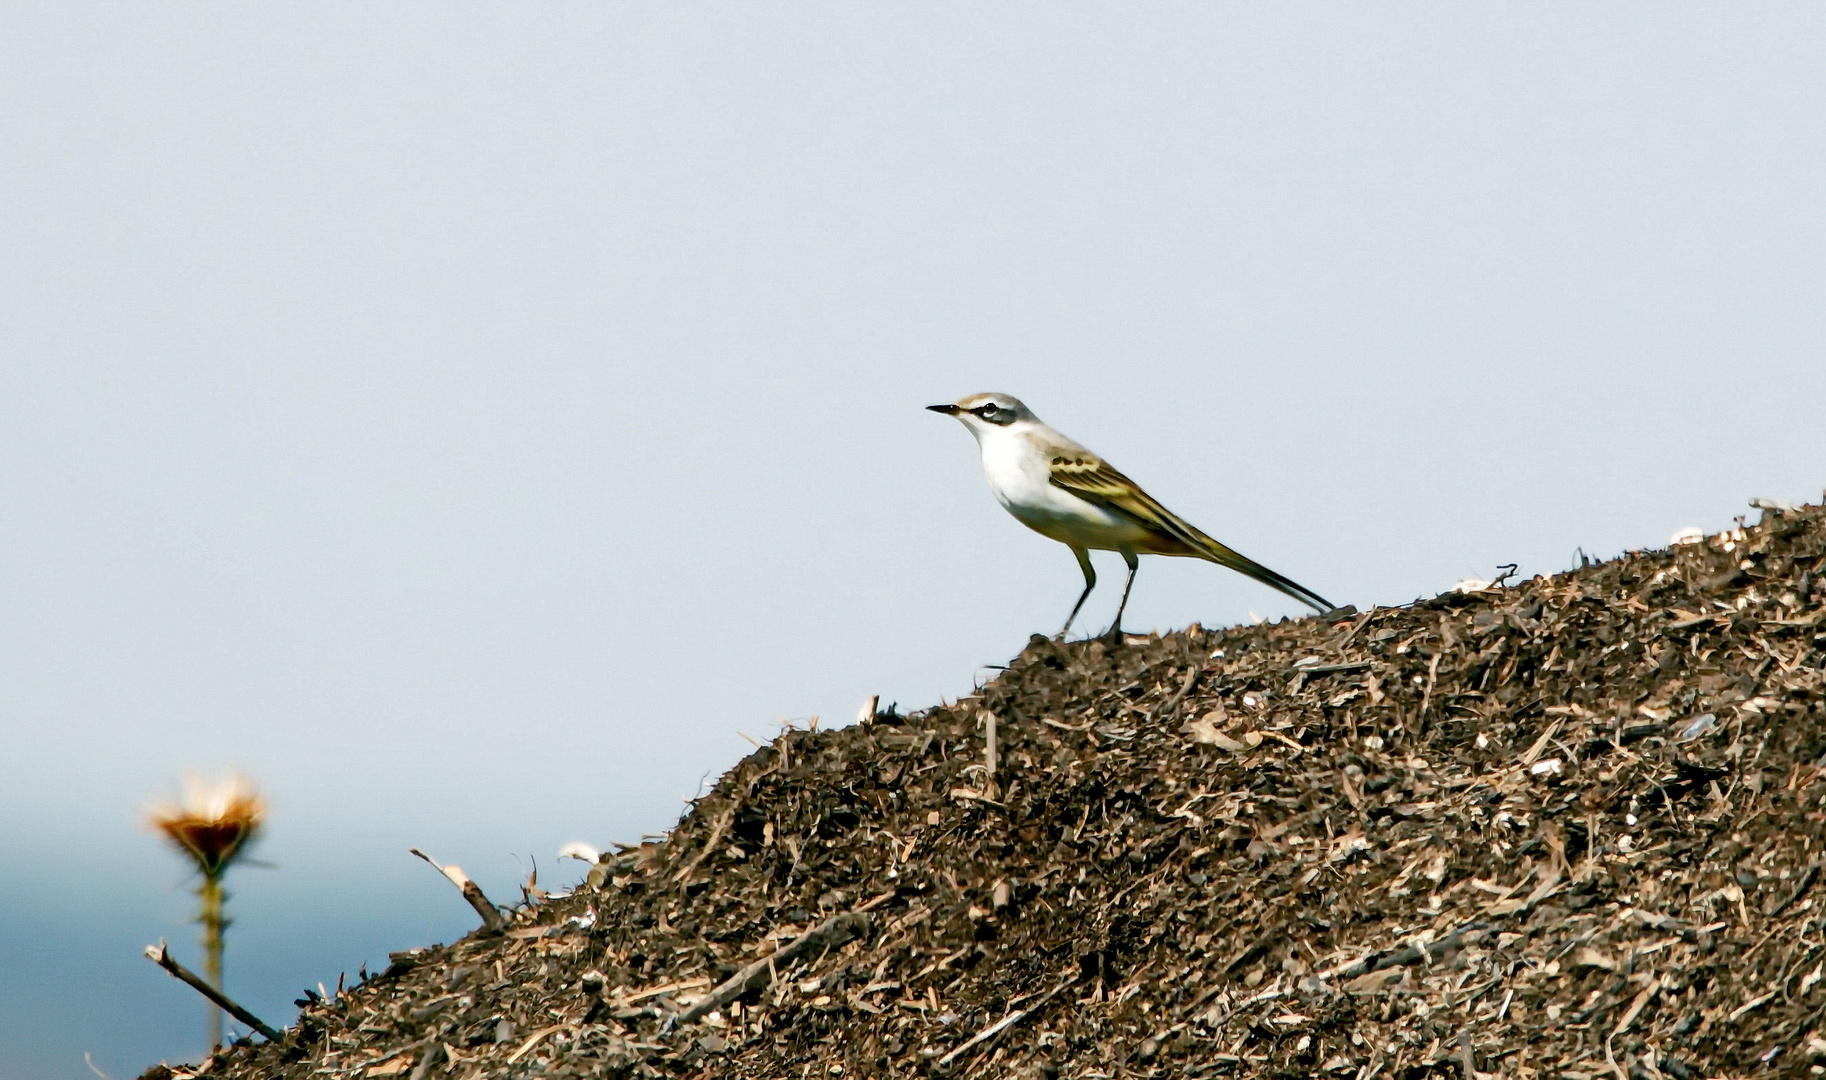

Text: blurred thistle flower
xmin=146 ymin=772 xmax=267 ymax=1049
xmin=148 ymin=773 xmax=266 ymax=876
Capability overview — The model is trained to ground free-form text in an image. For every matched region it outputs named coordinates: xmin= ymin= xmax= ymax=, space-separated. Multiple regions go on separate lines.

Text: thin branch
xmin=409 ymin=848 xmax=506 ymax=932
xmin=1321 ymin=923 xmax=1490 ymax=983
xmin=1771 ymin=860 xmax=1821 ymax=918
xmin=1418 ymin=652 xmax=1441 ymax=725
xmin=1151 ymin=665 xmax=1204 ymax=723
xmin=678 ymin=911 xmax=872 ymax=1023
xmin=407 ymin=1043 xmax=445 ymax=1080
xmin=143 ymin=940 xmax=282 ymax=1043
xmin=673 ymin=801 xmax=739 ymax=885
xmin=980 ymin=709 xmax=999 ymax=797
xmin=936 ymin=975 xmax=1073 ymax=1071
xmin=1296 ymin=661 xmax=1373 ymax=676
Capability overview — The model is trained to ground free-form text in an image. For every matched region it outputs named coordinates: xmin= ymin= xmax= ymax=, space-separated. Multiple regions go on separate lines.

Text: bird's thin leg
xmin=1104 ymin=549 xmax=1140 ymax=644
xmin=1058 ymin=547 xmax=1097 ymax=639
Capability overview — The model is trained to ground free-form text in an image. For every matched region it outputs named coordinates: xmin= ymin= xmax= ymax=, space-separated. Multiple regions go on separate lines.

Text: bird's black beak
xmin=926 ymin=403 xmax=960 ymax=415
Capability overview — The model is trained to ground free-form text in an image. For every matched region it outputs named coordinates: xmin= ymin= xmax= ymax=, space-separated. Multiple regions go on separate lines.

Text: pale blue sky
xmin=3 ymin=6 xmax=1824 ymax=1076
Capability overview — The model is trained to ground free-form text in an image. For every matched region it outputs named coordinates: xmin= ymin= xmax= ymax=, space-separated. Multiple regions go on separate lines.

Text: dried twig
xmin=980 ymin=709 xmax=999 ymax=794
xmin=679 ymin=911 xmax=872 ymax=1023
xmin=143 ymin=940 xmax=283 ymax=1043
xmin=506 ymin=1025 xmax=566 ymax=1064
xmin=409 ymin=848 xmax=506 ymax=932
xmin=1153 ymin=664 xmax=1204 ymax=723
xmin=1770 ymin=860 xmax=1821 ymax=918
xmin=1324 ymin=924 xmax=1489 ymax=982
xmin=1329 ymin=609 xmax=1375 ymax=650
xmin=406 ymin=1042 xmax=444 ymax=1080
xmin=673 ymin=800 xmax=739 ymax=884
xmin=1418 ymin=652 xmax=1441 ymax=725
xmin=936 ymin=975 xmax=1073 ymax=1071
xmin=1297 ymin=660 xmax=1373 ymax=676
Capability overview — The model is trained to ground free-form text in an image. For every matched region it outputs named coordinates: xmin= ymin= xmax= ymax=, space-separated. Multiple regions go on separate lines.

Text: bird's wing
xmin=1045 ymin=453 xmax=1193 ymax=547
xmin=1045 ymin=450 xmax=1336 ymax=613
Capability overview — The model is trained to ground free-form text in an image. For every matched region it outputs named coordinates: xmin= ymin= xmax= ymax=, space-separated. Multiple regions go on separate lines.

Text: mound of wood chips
xmin=154 ymin=500 xmax=1826 ymax=1080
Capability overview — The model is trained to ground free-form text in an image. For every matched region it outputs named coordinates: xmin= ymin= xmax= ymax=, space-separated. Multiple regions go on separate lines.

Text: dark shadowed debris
xmin=157 ymin=498 xmax=1826 ymax=1080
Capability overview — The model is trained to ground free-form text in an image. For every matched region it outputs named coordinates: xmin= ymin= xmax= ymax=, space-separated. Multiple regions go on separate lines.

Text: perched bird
xmin=928 ymin=393 xmax=1335 ymax=640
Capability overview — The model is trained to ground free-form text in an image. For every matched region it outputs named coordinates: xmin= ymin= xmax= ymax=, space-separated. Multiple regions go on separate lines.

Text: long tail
xmin=1183 ymin=529 xmax=1335 ymax=614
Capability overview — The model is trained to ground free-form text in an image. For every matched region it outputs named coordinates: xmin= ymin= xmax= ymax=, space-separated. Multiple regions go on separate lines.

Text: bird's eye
xmin=975 ymin=405 xmax=998 ymax=417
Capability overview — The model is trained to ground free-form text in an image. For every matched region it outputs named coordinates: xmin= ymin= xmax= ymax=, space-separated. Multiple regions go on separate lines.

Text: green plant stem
xmin=200 ymin=872 xmax=223 ymax=1049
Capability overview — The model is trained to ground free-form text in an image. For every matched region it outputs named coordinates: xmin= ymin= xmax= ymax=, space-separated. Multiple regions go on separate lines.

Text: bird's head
xmin=926 ymin=393 xmax=1032 ymax=433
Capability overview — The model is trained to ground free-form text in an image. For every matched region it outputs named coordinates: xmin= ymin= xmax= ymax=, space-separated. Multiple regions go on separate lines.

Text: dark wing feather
xmin=1047 ymin=453 xmax=1335 ymax=613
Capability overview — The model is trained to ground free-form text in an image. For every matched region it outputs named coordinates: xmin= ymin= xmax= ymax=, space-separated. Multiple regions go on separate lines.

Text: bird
xmin=928 ymin=392 xmax=1335 ymax=641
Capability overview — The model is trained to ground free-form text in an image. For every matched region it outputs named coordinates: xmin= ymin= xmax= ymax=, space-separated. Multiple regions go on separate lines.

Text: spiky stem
xmin=199 ymin=872 xmax=224 ymax=1049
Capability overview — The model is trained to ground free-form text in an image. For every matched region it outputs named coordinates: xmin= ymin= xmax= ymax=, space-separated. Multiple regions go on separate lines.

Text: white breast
xmin=970 ymin=425 xmax=1148 ymax=551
